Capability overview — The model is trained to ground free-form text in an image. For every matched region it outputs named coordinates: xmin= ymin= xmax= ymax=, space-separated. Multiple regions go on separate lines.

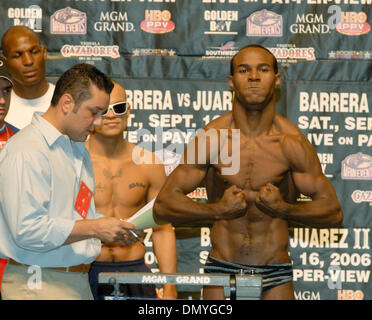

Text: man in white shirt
xmin=0 ymin=56 xmax=18 ymax=299
xmin=2 ymin=26 xmax=55 ymax=129
xmin=0 ymin=63 xmax=135 ymax=300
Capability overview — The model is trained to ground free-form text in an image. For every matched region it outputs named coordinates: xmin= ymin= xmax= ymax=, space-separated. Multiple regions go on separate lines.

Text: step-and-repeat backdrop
xmin=1 ymin=0 xmax=371 ymax=299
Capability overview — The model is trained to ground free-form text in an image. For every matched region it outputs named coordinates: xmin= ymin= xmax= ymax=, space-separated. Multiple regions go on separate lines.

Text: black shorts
xmin=204 ymin=255 xmax=293 ymax=293
xmin=88 ymin=258 xmax=157 ymax=300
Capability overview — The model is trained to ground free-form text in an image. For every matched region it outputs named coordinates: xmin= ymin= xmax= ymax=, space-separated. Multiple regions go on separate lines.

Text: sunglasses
xmin=102 ymin=101 xmax=129 ymax=117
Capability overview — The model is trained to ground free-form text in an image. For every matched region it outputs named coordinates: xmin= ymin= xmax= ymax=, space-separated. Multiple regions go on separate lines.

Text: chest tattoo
xmin=103 ymin=168 xmax=123 ymax=180
xmin=95 ymin=182 xmax=106 ymax=192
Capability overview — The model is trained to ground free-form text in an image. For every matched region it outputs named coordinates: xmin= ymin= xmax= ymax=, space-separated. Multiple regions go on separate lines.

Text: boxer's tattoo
xmin=129 ymin=182 xmax=146 ymax=190
xmin=95 ymin=182 xmax=106 ymax=192
xmin=103 ymin=168 xmax=123 ymax=179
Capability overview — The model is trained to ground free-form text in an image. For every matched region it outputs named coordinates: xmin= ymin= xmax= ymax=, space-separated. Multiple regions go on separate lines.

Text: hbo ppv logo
xmin=338 ymin=289 xmax=364 ymax=300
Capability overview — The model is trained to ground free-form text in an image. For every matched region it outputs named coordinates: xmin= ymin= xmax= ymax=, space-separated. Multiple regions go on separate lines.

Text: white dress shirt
xmin=0 ymin=112 xmax=102 ymax=267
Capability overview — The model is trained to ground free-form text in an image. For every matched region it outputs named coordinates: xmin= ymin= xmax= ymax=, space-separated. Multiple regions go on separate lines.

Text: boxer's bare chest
xmin=92 ymin=157 xmax=149 ymax=216
xmin=212 ymin=134 xmax=290 ymax=202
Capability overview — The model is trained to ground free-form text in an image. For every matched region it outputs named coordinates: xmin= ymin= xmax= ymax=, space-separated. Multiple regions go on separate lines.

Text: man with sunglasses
xmin=86 ymin=81 xmax=177 ymax=300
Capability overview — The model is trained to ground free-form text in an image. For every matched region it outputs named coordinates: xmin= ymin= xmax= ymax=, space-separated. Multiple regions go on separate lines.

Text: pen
xmin=128 ymin=229 xmax=145 ymax=246
xmin=120 ymin=218 xmax=145 ymax=246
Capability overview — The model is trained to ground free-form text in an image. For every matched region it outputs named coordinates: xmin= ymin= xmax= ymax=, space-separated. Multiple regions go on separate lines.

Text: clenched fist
xmin=255 ymin=183 xmax=284 ymax=216
xmin=218 ymin=185 xmax=247 ymax=219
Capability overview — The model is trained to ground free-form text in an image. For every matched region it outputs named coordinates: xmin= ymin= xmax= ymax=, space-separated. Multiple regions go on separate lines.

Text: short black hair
xmin=230 ymin=44 xmax=278 ymax=75
xmin=51 ymin=64 xmax=113 ymax=108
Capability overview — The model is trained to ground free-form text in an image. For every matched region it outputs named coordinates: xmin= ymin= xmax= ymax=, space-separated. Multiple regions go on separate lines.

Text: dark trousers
xmin=88 ymin=258 xmax=157 ymax=300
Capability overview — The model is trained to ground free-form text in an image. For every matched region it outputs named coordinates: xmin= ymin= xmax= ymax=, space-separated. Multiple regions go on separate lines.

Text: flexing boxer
xmin=154 ymin=45 xmax=343 ymax=300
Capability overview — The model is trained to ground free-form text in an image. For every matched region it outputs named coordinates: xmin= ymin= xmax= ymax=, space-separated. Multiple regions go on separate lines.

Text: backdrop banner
xmin=0 ymin=0 xmax=371 ymax=300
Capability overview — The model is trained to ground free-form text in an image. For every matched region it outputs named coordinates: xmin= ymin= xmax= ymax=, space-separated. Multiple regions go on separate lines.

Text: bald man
xmin=1 ymin=26 xmax=55 ymax=129
xmin=86 ymin=81 xmax=177 ymax=300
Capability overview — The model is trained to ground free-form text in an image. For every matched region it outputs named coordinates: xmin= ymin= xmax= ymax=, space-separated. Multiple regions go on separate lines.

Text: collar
xmin=31 ymin=112 xmax=69 ymax=147
xmin=31 ymin=112 xmax=86 ymax=156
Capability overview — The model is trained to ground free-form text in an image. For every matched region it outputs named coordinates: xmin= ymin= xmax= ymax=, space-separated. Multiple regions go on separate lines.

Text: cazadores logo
xmin=61 ymin=44 xmax=120 ymax=59
xmin=351 ymin=190 xmax=372 ymax=204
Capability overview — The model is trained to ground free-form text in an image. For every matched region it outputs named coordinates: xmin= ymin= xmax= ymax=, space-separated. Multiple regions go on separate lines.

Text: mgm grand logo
xmin=341 ymin=152 xmax=372 ymax=180
xmin=141 ymin=274 xmax=211 ymax=284
xmin=246 ymin=9 xmax=282 ymax=37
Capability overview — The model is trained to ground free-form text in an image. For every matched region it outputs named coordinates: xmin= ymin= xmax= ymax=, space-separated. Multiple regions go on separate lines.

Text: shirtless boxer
xmin=154 ymin=45 xmax=343 ymax=300
xmin=86 ymin=81 xmax=177 ymax=300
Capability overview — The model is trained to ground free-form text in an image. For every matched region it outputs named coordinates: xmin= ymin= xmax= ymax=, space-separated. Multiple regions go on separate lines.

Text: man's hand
xmin=218 ymin=185 xmax=247 ymax=219
xmin=94 ymin=217 xmax=135 ymax=243
xmin=255 ymin=183 xmax=284 ymax=216
xmin=120 ymin=228 xmax=145 ymax=247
